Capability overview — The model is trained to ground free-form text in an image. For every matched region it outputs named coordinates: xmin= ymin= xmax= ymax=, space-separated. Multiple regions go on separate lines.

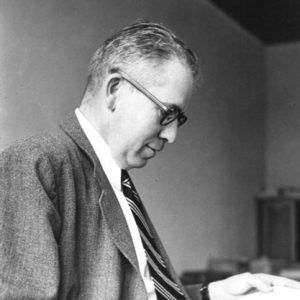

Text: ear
xmin=106 ymin=75 xmax=121 ymax=112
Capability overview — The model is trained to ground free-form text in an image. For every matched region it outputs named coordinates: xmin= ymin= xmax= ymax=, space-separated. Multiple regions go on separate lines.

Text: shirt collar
xmin=75 ymin=108 xmax=122 ymax=191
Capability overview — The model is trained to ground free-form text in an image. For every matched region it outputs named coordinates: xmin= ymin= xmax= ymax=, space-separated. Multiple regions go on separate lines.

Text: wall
xmin=266 ymin=42 xmax=300 ymax=191
xmin=0 ymin=0 xmax=265 ymax=274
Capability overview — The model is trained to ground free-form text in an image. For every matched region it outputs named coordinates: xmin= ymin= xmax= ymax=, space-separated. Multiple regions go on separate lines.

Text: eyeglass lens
xmin=161 ymin=108 xmax=187 ymax=127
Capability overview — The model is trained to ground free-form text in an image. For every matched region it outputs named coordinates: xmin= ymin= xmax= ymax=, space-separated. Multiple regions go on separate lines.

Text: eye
xmin=161 ymin=110 xmax=178 ymax=126
xmin=164 ymin=113 xmax=177 ymax=122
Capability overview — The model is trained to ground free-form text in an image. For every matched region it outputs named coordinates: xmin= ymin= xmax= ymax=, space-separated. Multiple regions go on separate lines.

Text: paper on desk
xmin=242 ymin=286 xmax=300 ymax=300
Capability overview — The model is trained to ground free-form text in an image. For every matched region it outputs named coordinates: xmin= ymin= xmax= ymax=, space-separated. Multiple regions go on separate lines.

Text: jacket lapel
xmin=59 ymin=112 xmax=140 ymax=273
xmin=99 ymin=187 xmax=140 ymax=273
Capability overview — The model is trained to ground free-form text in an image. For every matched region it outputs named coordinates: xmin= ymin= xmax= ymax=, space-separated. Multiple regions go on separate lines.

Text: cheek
xmin=128 ymin=95 xmax=160 ymax=125
xmin=130 ymin=127 xmax=156 ymax=146
xmin=125 ymin=125 xmax=160 ymax=155
xmin=118 ymin=100 xmax=161 ymax=144
xmin=127 ymin=115 xmax=160 ymax=141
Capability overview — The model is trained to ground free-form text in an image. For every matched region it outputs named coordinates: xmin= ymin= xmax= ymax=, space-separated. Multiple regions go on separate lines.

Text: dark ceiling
xmin=209 ymin=0 xmax=300 ymax=44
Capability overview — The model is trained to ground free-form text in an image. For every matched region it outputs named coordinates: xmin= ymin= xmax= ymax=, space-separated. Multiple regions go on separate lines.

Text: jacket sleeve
xmin=0 ymin=144 xmax=61 ymax=299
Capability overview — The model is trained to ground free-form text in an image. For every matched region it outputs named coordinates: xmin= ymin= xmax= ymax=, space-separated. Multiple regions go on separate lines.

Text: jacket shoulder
xmin=0 ymin=125 xmax=79 ymax=165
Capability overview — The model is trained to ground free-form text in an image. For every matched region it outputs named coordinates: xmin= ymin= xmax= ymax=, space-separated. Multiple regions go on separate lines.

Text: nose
xmin=159 ymin=120 xmax=178 ymax=143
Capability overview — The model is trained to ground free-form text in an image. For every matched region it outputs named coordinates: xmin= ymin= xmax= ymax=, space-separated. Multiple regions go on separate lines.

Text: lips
xmin=145 ymin=146 xmax=156 ymax=157
xmin=147 ymin=144 xmax=164 ymax=153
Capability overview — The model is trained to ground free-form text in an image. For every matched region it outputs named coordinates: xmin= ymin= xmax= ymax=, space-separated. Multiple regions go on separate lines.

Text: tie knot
xmin=121 ymin=170 xmax=140 ymax=203
xmin=121 ymin=169 xmax=130 ymax=186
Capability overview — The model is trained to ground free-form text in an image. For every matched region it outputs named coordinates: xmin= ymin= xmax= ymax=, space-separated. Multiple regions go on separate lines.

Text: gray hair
xmin=86 ymin=20 xmax=199 ymax=94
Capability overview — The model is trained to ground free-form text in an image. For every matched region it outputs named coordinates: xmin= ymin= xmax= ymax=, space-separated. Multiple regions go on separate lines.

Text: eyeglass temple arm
xmin=113 ymin=69 xmax=169 ymax=112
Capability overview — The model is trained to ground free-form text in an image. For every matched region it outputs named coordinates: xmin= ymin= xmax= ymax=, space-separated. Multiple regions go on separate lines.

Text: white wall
xmin=1 ymin=0 xmax=265 ymax=274
xmin=266 ymin=42 xmax=300 ymax=191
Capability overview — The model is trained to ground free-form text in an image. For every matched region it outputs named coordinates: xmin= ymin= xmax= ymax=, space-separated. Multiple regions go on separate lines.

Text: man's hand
xmin=208 ymin=272 xmax=300 ymax=300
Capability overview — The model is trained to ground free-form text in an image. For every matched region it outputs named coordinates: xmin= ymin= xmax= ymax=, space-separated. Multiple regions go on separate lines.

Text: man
xmin=0 ymin=21 xmax=299 ymax=299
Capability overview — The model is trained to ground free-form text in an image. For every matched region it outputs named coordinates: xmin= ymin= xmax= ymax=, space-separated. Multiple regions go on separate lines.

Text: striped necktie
xmin=121 ymin=170 xmax=185 ymax=300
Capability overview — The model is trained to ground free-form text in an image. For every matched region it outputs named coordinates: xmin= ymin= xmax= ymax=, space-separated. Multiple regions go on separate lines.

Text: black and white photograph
xmin=1 ymin=1 xmax=300 ymax=299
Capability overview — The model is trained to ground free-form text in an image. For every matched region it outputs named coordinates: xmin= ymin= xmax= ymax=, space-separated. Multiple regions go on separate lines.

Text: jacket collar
xmin=59 ymin=112 xmax=100 ymax=173
xmin=59 ymin=112 xmax=141 ymax=274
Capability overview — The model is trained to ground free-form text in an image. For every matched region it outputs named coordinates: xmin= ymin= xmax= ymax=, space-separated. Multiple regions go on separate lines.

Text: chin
xmin=126 ymin=158 xmax=148 ymax=170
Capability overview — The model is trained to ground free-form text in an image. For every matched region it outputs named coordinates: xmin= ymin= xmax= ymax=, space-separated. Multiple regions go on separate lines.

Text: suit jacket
xmin=0 ymin=113 xmax=201 ymax=299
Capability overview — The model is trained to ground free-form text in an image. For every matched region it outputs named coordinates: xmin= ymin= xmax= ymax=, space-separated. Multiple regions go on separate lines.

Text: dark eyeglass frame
xmin=115 ymin=69 xmax=187 ymax=127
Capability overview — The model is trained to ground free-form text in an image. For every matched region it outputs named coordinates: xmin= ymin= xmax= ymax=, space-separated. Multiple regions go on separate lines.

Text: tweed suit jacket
xmin=0 ymin=113 xmax=200 ymax=299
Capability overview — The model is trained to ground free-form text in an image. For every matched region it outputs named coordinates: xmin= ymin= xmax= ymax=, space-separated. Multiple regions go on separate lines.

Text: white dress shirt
xmin=75 ymin=108 xmax=157 ymax=300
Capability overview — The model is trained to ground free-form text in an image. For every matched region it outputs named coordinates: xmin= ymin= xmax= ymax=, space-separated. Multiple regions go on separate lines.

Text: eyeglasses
xmin=115 ymin=69 xmax=187 ymax=127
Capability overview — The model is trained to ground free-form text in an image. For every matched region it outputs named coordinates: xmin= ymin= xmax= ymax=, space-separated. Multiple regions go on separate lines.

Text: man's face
xmin=108 ymin=60 xmax=193 ymax=170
